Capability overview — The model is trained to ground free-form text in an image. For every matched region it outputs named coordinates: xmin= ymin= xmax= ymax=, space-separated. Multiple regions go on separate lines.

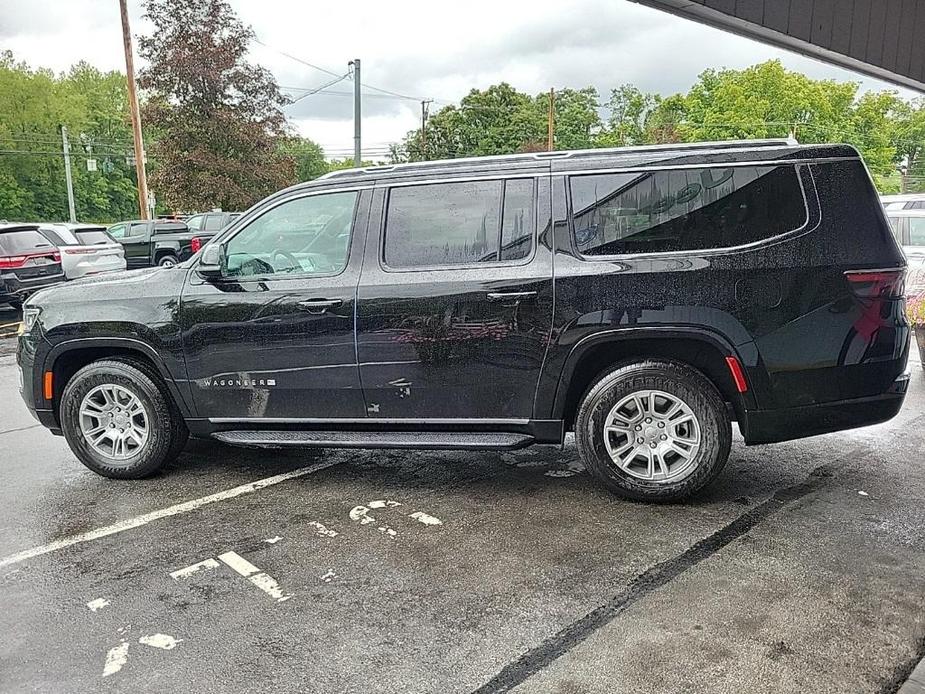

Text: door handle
xmin=297 ymin=298 xmax=343 ymax=314
xmin=486 ymin=291 xmax=538 ymax=301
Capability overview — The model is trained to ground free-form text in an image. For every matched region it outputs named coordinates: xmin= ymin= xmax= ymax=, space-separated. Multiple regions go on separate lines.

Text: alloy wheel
xmin=602 ymin=389 xmax=702 ymax=482
xmin=78 ymin=384 xmax=150 ymax=461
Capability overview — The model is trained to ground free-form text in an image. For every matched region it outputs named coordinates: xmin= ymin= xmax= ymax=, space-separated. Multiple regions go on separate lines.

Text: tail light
xmin=52 ymin=250 xmax=60 ymax=262
xmin=0 ymin=255 xmax=27 ymax=269
xmin=844 ymin=269 xmax=905 ymax=299
xmin=190 ymin=237 xmax=203 ymax=253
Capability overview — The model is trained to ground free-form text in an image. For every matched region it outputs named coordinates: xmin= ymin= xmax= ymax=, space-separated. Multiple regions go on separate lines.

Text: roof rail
xmin=317 ymin=138 xmax=799 ymax=181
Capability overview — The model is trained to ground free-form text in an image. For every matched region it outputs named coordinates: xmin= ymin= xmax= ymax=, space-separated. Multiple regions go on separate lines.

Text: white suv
xmin=38 ymin=224 xmax=126 ymax=280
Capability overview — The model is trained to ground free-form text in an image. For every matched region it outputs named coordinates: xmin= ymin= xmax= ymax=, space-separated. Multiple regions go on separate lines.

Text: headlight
xmin=20 ymin=306 xmax=41 ymax=335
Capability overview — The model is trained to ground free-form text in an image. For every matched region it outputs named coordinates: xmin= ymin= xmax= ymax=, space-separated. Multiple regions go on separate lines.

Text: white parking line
xmin=0 ymin=459 xmax=341 ymax=570
xmin=217 ymin=551 xmax=292 ymax=602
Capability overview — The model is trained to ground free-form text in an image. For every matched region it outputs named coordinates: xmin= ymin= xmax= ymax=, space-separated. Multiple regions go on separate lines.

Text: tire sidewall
xmin=158 ymin=255 xmax=178 ymax=267
xmin=61 ymin=363 xmax=174 ymax=479
xmin=576 ymin=361 xmax=731 ymax=502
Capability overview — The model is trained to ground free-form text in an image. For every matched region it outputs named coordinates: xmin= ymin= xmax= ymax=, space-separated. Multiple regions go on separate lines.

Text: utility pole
xmin=350 ymin=58 xmax=361 ymax=167
xmin=547 ymin=88 xmax=555 ymax=151
xmin=60 ymin=126 xmax=77 ymax=223
xmin=420 ymin=99 xmax=432 ymax=160
xmin=119 ymin=0 xmax=150 ymax=219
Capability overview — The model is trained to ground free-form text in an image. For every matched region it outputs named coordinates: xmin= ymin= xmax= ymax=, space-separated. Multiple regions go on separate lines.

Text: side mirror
xmin=197 ymin=243 xmax=224 ymax=279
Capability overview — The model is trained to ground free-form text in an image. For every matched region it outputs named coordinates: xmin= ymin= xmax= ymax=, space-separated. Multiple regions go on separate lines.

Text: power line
xmin=284 ymin=73 xmax=352 ymax=107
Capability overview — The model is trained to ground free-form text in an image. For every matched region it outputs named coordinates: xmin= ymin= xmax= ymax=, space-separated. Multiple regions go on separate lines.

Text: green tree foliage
xmin=393 ymin=60 xmax=921 ymax=193
xmin=0 ymin=52 xmax=141 ymax=222
xmin=138 ymin=0 xmax=296 ymax=211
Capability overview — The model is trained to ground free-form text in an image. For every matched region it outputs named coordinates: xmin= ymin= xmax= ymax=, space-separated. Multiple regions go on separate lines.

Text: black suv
xmin=0 ymin=224 xmax=65 ymax=308
xmin=17 ymin=140 xmax=910 ymax=501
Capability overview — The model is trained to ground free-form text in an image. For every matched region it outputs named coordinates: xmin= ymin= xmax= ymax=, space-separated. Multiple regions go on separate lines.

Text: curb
xmin=899 ymin=658 xmax=925 ymax=694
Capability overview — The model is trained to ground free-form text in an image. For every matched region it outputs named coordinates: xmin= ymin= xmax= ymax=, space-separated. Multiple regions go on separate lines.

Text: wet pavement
xmin=0 ymin=336 xmax=923 ymax=694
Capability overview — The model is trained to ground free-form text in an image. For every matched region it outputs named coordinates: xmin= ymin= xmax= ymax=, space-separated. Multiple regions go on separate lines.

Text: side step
xmin=212 ymin=430 xmax=535 ymax=451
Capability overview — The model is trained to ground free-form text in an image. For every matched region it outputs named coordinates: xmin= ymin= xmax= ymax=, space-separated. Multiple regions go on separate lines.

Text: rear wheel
xmin=575 ymin=359 xmax=731 ymax=502
xmin=157 ymin=254 xmax=178 ymax=268
xmin=60 ymin=359 xmax=188 ymax=479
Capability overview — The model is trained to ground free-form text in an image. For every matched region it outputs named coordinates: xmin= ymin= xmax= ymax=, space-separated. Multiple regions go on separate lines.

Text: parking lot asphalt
xmin=0 ymin=334 xmax=923 ymax=694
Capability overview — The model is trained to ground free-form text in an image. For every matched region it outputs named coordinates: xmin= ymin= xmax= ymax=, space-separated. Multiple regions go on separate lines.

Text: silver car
xmin=883 ymin=208 xmax=925 ymax=296
xmin=37 ymin=224 xmax=126 ymax=280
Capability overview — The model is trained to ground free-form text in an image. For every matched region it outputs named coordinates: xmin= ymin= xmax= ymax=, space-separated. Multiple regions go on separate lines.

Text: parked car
xmin=18 ymin=140 xmax=910 ymax=501
xmin=880 ymin=193 xmax=925 ymax=211
xmin=185 ymin=211 xmax=241 ymax=234
xmin=37 ymin=224 xmax=126 ymax=280
xmin=106 ymin=219 xmax=211 ymax=268
xmin=0 ymin=223 xmax=64 ymax=308
xmin=883 ymin=208 xmax=925 ymax=296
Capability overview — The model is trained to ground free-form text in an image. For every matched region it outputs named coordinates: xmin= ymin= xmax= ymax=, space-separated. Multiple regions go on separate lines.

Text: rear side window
xmin=75 ymin=230 xmax=112 ymax=245
xmin=384 ymin=179 xmax=534 ymax=268
xmin=40 ymin=229 xmax=73 ymax=246
xmin=203 ymin=214 xmax=224 ymax=231
xmin=909 ymin=217 xmax=925 ymax=246
xmin=0 ymin=230 xmax=53 ymax=254
xmin=570 ymin=166 xmax=807 ymax=256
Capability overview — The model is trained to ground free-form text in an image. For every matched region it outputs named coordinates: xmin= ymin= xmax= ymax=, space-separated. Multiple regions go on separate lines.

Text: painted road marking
xmin=263 ymin=536 xmax=283 ymax=544
xmin=86 ymin=598 xmax=110 ymax=612
xmin=349 ymin=500 xmax=444 ymax=537
xmin=409 ymin=511 xmax=443 ymax=526
xmin=102 ymin=641 xmax=130 ymax=677
xmin=0 ymin=459 xmax=341 ymax=570
xmin=218 ymin=551 xmax=292 ymax=603
xmin=307 ymin=520 xmax=338 ymax=537
xmin=138 ymin=634 xmax=181 ymax=650
xmin=169 ymin=558 xmax=220 ymax=580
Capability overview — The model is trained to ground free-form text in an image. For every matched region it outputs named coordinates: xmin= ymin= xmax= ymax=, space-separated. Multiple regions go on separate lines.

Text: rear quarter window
xmin=569 ymin=165 xmax=807 ymax=256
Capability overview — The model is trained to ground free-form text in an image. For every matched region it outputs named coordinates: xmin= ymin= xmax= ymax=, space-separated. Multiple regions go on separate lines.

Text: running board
xmin=212 ymin=430 xmax=535 ymax=451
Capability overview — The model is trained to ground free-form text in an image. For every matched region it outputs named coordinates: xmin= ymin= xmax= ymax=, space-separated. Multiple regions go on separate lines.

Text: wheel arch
xmin=552 ymin=328 xmax=755 ymax=430
xmin=45 ymin=338 xmax=193 ymax=424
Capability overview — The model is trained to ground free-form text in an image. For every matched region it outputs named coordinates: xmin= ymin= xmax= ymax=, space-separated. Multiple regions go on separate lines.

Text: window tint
xmin=570 ymin=166 xmax=806 ymax=256
xmin=904 ymin=201 xmax=925 ymax=210
xmin=384 ymin=179 xmax=534 ymax=268
xmin=75 ymin=230 xmax=112 ymax=245
xmin=0 ymin=230 xmax=53 ymax=254
xmin=203 ymin=214 xmax=224 ymax=231
xmin=500 ymin=179 xmax=534 ymax=262
xmin=887 ymin=216 xmax=903 ymax=243
xmin=40 ymin=229 xmax=72 ymax=246
xmin=224 ymin=192 xmax=357 ymax=278
xmin=108 ymin=224 xmax=126 ymax=239
xmin=909 ymin=217 xmax=925 ymax=246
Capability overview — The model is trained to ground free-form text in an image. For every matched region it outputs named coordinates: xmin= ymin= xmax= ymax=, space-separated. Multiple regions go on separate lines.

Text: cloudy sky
xmin=1 ymin=0 xmax=918 ymax=159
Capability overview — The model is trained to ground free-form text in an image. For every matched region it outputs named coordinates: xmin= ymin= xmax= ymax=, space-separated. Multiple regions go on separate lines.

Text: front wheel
xmin=60 ymin=359 xmax=188 ymax=479
xmin=575 ymin=359 xmax=731 ymax=502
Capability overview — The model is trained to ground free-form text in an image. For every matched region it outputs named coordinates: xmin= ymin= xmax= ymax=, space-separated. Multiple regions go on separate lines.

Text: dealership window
xmin=569 ymin=166 xmax=807 ymax=256
xmin=384 ymin=178 xmax=534 ymax=268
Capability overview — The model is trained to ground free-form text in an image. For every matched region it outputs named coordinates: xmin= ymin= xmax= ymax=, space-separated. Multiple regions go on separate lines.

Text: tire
xmin=157 ymin=255 xmax=178 ymax=268
xmin=60 ymin=358 xmax=188 ymax=479
xmin=575 ymin=359 xmax=731 ymax=502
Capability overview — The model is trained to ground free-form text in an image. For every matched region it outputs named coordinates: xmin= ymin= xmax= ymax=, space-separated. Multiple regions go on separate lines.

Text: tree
xmin=138 ymin=0 xmax=295 ymax=211
xmin=281 ymin=137 xmax=328 ymax=182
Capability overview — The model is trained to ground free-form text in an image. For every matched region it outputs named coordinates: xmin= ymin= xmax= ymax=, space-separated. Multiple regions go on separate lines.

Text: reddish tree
xmin=138 ymin=0 xmax=295 ymax=211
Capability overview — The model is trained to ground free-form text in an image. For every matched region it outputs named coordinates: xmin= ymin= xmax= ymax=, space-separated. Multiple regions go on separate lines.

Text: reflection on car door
xmin=179 ymin=188 xmax=370 ymax=420
xmin=121 ymin=222 xmax=151 ymax=268
xmin=355 ymin=175 xmax=554 ymax=420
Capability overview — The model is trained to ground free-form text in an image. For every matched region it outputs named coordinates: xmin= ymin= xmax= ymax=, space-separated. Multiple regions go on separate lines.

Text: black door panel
xmin=356 ymin=178 xmax=553 ymax=420
xmin=180 ymin=189 xmax=370 ymax=420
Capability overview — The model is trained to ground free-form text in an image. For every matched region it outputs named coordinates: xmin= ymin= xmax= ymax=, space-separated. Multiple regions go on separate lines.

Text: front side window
xmin=570 ymin=166 xmax=807 ymax=256
xmin=186 ymin=214 xmax=205 ymax=231
xmin=108 ymin=224 xmax=126 ymax=239
xmin=224 ymin=191 xmax=357 ymax=278
xmin=384 ymin=179 xmax=534 ymax=268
